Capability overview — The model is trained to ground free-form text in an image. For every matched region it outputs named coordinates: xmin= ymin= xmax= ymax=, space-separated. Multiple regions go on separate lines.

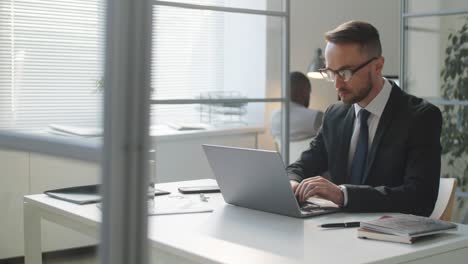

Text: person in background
xmin=287 ymin=21 xmax=442 ymax=216
xmin=270 ymin=71 xmax=323 ymax=142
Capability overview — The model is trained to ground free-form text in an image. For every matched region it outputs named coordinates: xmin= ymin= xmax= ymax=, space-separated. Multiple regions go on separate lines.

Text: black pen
xmin=319 ymin=221 xmax=360 ymax=228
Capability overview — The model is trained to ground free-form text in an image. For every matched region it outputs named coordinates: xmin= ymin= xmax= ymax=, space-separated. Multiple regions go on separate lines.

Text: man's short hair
xmin=290 ymin=71 xmax=310 ymax=105
xmin=325 ymin=20 xmax=382 ymax=58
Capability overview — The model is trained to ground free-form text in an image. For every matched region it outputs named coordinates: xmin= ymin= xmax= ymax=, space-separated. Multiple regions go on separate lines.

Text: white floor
xmin=43 ymin=251 xmax=97 ymax=264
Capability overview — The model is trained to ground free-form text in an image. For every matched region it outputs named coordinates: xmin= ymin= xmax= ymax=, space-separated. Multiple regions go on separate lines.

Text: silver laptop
xmin=202 ymin=144 xmax=339 ymax=218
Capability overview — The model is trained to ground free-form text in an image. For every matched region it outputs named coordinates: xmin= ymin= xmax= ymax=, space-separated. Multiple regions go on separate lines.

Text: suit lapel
xmin=335 ymin=106 xmax=355 ymax=184
xmin=361 ymin=85 xmax=400 ymax=183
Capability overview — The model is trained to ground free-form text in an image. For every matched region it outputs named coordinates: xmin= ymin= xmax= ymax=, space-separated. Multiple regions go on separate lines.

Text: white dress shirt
xmin=341 ymin=78 xmax=392 ymax=206
xmin=347 ymin=78 xmax=392 ymax=174
xmin=270 ymin=102 xmax=323 ymax=141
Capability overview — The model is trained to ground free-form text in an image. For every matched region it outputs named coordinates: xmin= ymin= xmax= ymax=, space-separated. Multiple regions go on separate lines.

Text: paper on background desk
xmin=48 ymin=124 xmax=103 ymax=137
xmin=165 ymin=122 xmax=211 ymax=131
xmin=96 ymin=195 xmax=213 ymax=215
xmin=148 ymin=195 xmax=213 ymax=215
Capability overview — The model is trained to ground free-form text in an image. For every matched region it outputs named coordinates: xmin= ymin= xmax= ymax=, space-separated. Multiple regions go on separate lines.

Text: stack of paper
xmin=166 ymin=122 xmax=211 ymax=131
xmin=48 ymin=124 xmax=103 ymax=137
xmin=148 ymin=195 xmax=213 ymax=215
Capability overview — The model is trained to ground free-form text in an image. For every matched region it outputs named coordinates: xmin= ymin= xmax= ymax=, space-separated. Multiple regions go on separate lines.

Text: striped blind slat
xmin=0 ymin=0 xmax=104 ymax=130
xmin=150 ymin=4 xmax=225 ymax=124
xmin=0 ymin=0 xmax=227 ymax=130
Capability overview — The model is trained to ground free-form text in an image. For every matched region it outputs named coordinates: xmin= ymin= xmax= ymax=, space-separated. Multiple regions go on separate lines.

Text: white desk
xmin=24 ymin=179 xmax=468 ymax=264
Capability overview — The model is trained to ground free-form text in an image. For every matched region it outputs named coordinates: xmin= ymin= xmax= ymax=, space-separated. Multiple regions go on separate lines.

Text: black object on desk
xmin=45 ymin=184 xmax=170 ymax=205
xmin=178 ymin=185 xmax=220 ymax=194
xmin=320 ymin=222 xmax=361 ymax=228
xmin=154 ymin=189 xmax=171 ymax=196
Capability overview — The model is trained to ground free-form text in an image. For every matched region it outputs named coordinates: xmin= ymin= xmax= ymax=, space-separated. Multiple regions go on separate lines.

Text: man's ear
xmin=374 ymin=56 xmax=385 ymax=75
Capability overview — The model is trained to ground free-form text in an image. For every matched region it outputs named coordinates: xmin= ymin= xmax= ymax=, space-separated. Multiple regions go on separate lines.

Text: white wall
xmin=259 ymin=0 xmax=401 ymax=151
xmin=223 ymin=7 xmax=267 ymax=126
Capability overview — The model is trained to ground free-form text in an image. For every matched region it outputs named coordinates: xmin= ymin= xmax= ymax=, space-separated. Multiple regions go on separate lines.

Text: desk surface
xmin=3 ymin=126 xmax=262 ymax=163
xmin=150 ymin=124 xmax=263 ymax=141
xmin=25 ymin=179 xmax=468 ymax=264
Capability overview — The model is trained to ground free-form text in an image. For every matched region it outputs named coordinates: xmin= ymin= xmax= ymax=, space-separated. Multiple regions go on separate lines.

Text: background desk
xmin=24 ymin=179 xmax=468 ymax=264
xmin=151 ymin=125 xmax=262 ymax=183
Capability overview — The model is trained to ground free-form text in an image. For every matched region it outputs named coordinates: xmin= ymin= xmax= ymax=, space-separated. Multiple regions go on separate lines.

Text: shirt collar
xmin=354 ymin=78 xmax=392 ymax=118
xmin=290 ymin=102 xmax=303 ymax=108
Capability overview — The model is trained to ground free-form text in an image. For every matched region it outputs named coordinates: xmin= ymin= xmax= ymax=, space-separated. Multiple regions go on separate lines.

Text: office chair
xmin=275 ymin=137 xmax=312 ymax=164
xmin=288 ymin=137 xmax=313 ymax=163
xmin=430 ymin=178 xmax=457 ymax=221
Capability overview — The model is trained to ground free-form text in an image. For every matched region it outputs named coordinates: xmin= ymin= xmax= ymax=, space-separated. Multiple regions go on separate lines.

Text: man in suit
xmin=270 ymin=71 xmax=323 ymax=141
xmin=288 ymin=21 xmax=442 ymax=216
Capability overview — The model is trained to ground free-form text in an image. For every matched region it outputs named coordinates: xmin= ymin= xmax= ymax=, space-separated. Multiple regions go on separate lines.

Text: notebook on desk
xmin=45 ymin=185 xmax=101 ymax=205
xmin=202 ymin=144 xmax=340 ymax=218
xmin=45 ymin=184 xmax=170 ymax=205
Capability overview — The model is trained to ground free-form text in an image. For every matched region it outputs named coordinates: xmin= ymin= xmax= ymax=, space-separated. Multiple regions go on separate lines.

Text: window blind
xmin=151 ymin=3 xmax=224 ymax=125
xmin=0 ymin=0 xmax=104 ymax=131
xmin=0 ymin=0 xmax=227 ymax=129
xmin=0 ymin=0 xmax=266 ymax=130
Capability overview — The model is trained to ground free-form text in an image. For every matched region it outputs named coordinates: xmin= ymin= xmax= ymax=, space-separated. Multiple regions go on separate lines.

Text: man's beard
xmin=340 ymin=72 xmax=373 ymax=105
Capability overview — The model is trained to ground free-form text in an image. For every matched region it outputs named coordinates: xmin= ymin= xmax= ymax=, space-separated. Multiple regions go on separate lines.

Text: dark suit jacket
xmin=287 ymin=82 xmax=442 ymax=216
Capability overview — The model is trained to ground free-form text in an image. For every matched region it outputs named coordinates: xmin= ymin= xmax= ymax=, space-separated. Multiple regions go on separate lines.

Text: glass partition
xmin=408 ymin=0 xmax=468 ymax=14
xmin=405 ymin=14 xmax=467 ymax=98
xmin=150 ymin=0 xmax=289 ymax=198
xmin=402 ymin=0 xmax=468 ymax=223
xmin=0 ymin=0 xmax=289 ymax=263
xmin=0 ymin=0 xmax=105 ymax=261
xmin=149 ymin=0 xmax=289 ymax=183
xmin=150 ymin=5 xmax=284 ymax=130
xmin=155 ymin=0 xmax=285 ymax=12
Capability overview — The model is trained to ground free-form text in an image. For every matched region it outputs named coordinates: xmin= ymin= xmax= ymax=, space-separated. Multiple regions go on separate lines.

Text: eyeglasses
xmin=318 ymin=57 xmax=377 ymax=82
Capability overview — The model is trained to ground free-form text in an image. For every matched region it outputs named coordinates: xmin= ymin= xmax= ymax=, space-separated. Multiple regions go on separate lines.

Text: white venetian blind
xmin=0 ymin=0 xmax=104 ymax=131
xmin=0 ymin=0 xmax=231 ymax=130
xmin=151 ymin=2 xmax=225 ymax=125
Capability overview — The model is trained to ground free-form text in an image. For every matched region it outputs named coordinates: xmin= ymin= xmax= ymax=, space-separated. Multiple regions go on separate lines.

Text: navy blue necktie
xmin=350 ymin=109 xmax=371 ymax=184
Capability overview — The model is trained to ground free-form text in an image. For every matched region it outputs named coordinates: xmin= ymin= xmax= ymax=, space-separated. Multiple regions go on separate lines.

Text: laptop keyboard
xmin=299 ymin=201 xmax=321 ymax=212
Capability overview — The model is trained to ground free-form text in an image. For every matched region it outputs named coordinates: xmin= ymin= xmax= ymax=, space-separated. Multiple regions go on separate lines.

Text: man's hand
xmin=290 ymin=180 xmax=300 ymax=193
xmin=294 ymin=176 xmax=344 ymax=206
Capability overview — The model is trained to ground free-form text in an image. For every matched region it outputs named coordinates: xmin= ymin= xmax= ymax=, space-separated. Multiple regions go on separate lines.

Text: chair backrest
xmin=275 ymin=137 xmax=312 ymax=164
xmin=430 ymin=178 xmax=457 ymax=221
xmin=289 ymin=138 xmax=312 ymax=163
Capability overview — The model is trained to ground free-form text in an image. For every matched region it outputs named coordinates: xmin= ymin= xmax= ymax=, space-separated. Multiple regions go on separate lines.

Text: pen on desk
xmin=319 ymin=221 xmax=360 ymax=228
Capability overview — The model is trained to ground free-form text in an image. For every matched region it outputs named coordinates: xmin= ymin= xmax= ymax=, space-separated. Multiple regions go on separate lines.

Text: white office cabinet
xmin=29 ymin=153 xmax=99 ymax=193
xmin=0 ymin=150 xmax=99 ymax=260
xmin=0 ymin=150 xmax=29 ymax=259
xmin=29 ymin=153 xmax=99 ymax=253
xmin=154 ymin=130 xmax=258 ymax=183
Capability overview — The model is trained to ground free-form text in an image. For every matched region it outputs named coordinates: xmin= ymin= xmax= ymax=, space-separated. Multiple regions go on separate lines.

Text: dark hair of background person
xmin=290 ymin=71 xmax=311 ymax=108
xmin=324 ymin=20 xmax=382 ymax=58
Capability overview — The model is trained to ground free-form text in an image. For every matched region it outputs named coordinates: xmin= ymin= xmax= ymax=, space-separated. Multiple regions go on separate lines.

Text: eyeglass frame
xmin=318 ymin=57 xmax=377 ymax=82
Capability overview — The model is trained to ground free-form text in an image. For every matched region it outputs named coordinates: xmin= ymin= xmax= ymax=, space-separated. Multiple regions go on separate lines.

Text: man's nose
xmin=334 ymin=75 xmax=345 ymax=89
